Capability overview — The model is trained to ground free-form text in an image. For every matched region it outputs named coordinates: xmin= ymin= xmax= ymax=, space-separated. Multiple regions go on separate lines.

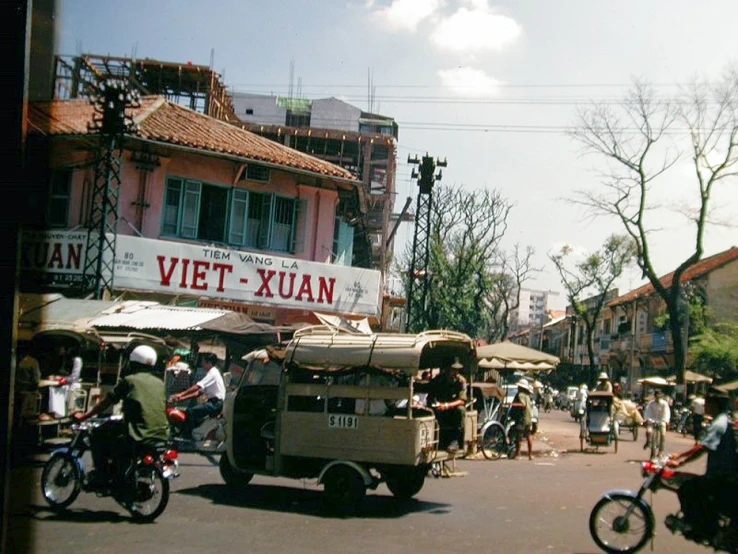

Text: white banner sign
xmin=114 ymin=235 xmax=382 ymax=317
xmin=20 ymin=230 xmax=88 ymax=288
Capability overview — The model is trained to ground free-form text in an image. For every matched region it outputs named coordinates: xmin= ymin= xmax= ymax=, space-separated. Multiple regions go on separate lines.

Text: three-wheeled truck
xmin=219 ymin=326 xmax=478 ymax=510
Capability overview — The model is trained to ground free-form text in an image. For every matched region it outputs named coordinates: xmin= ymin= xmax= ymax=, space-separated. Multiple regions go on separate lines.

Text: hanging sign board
xmin=114 ymin=235 xmax=382 ymax=318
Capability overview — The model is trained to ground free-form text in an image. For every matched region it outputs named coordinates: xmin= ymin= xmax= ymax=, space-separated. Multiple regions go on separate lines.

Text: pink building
xmin=24 ymin=96 xmax=382 ymax=326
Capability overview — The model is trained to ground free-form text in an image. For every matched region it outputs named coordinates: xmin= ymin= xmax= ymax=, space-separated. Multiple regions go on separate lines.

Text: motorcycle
xmin=40 ymin=416 xmax=178 ymax=522
xmin=589 ymin=456 xmax=738 ymax=553
xmin=166 ymin=402 xmax=226 ymax=464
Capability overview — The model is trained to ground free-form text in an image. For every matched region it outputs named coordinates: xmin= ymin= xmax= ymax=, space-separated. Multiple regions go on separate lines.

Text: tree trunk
xmin=586 ymin=326 xmax=597 ymax=385
xmin=667 ymin=296 xmax=688 ymax=385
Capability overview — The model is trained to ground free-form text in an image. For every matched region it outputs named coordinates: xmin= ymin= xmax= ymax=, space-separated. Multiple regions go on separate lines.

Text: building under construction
xmin=53 ymin=54 xmax=238 ymax=122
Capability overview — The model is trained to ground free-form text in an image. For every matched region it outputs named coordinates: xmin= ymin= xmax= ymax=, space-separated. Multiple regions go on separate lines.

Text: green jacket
xmin=107 ymin=371 xmax=170 ymax=443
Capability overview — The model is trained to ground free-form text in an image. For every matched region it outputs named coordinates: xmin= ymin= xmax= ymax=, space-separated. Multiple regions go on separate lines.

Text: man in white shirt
xmin=643 ymin=388 xmax=671 ymax=455
xmin=690 ymin=394 xmax=706 ymax=445
xmin=171 ymin=353 xmax=225 ymax=436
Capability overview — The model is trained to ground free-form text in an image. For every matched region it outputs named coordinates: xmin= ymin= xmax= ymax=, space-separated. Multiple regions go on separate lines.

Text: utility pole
xmin=405 ymin=153 xmax=447 ymax=332
xmin=82 ymin=78 xmax=140 ymax=299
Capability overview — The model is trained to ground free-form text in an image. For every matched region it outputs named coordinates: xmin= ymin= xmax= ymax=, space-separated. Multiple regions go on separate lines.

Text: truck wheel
xmin=385 ymin=466 xmax=426 ymax=500
xmin=219 ymin=454 xmax=253 ymax=487
xmin=322 ymin=465 xmax=366 ymax=513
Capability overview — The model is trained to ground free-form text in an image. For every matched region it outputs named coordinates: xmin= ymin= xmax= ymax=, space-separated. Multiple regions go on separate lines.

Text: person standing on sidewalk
xmin=690 ymin=393 xmax=705 ymax=445
xmin=510 ymin=379 xmax=535 ymax=460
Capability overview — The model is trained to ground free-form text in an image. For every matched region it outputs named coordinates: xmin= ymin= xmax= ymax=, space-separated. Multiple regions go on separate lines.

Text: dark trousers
xmin=692 ymin=414 xmax=704 ymax=441
xmin=678 ymin=473 xmax=738 ymax=534
xmin=188 ymin=398 xmax=223 ymax=434
xmin=90 ymin=419 xmax=134 ymax=482
xmin=435 ymin=407 xmax=465 ymax=447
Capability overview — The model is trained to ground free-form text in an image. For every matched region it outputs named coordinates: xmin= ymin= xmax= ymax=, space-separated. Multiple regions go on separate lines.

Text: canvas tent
xmin=476 ymin=341 xmax=559 ymax=371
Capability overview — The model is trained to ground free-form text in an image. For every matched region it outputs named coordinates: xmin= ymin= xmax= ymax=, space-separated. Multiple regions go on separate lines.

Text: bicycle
xmin=644 ymin=420 xmax=665 ymax=460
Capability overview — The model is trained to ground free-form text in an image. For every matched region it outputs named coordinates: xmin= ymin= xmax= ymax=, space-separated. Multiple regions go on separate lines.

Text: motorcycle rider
xmin=73 ymin=344 xmax=169 ymax=489
xmin=667 ymin=387 xmax=738 ymax=543
xmin=170 ymin=352 xmax=225 ymax=438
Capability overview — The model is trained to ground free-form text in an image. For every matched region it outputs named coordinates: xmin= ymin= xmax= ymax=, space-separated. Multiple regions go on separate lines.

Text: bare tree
xmin=396 ymin=184 xmax=532 ymax=338
xmin=568 ymin=69 xmax=738 ymax=383
xmin=487 ymin=244 xmax=540 ymax=341
xmin=549 ymin=235 xmax=636 ymax=382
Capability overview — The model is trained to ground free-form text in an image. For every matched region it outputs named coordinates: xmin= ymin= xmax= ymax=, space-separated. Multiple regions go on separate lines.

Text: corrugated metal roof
xmin=27 ymin=97 xmax=358 ymax=182
xmin=89 ymin=305 xmax=229 ymax=330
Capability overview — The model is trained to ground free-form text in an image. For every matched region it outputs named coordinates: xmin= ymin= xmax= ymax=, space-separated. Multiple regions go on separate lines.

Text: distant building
xmin=510 ymin=289 xmax=561 ymax=329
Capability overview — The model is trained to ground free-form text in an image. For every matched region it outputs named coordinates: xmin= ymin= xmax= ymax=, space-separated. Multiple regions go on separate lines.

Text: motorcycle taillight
xmin=142 ymin=454 xmax=155 ymax=466
xmin=163 ymin=450 xmax=178 ymax=462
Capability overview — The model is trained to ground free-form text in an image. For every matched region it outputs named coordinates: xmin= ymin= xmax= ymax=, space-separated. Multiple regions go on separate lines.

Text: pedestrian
xmin=690 ymin=393 xmax=705 ymax=445
xmin=510 ymin=378 xmax=535 ymax=460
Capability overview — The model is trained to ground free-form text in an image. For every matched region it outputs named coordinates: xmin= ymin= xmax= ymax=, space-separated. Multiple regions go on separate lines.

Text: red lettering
xmin=47 ymin=243 xmax=64 ymax=269
xmin=212 ymin=263 xmax=233 ymax=292
xmin=317 ymin=277 xmax=336 ymax=304
xmin=278 ymin=272 xmax=296 ymax=299
xmin=191 ymin=260 xmax=209 ymax=290
xmin=255 ymin=269 xmax=276 ymax=298
xmin=157 ymin=256 xmax=179 ymax=287
xmin=295 ymin=274 xmax=315 ymax=302
xmin=179 ymin=259 xmax=190 ymax=288
xmin=66 ymin=244 xmax=82 ymax=270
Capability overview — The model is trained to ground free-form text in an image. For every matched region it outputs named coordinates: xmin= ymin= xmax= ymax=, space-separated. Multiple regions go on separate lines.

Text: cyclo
xmin=219 ymin=326 xmax=478 ymax=511
xmin=580 ymin=391 xmax=618 ymax=453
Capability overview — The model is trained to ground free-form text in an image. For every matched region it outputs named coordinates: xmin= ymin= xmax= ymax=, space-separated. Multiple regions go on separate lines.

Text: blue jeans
xmin=188 ymin=398 xmax=223 ymax=434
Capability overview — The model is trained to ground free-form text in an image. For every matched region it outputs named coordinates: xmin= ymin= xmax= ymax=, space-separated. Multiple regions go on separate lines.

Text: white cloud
xmin=437 ymin=66 xmax=503 ymax=97
xmin=371 ymin=0 xmax=445 ymax=33
xmin=431 ymin=1 xmax=522 ymax=52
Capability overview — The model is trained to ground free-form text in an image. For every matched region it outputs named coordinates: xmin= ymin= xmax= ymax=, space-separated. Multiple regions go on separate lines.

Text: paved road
xmin=7 ymin=410 xmax=710 ymax=554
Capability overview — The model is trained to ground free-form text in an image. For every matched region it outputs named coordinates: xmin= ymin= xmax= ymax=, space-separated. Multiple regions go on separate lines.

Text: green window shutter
xmin=181 ymin=180 xmax=201 ymax=239
xmin=334 ymin=218 xmax=354 ymax=266
xmin=162 ymin=178 xmax=183 ymax=236
xmin=228 ymin=189 xmax=248 ymax=245
xmin=258 ymin=193 xmax=273 ymax=249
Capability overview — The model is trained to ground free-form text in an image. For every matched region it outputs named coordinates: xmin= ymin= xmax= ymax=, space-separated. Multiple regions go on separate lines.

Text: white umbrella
xmin=638 ymin=376 xmax=670 ymax=387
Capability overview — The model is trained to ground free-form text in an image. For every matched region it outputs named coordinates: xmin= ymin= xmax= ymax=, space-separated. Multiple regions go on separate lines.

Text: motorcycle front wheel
xmin=127 ymin=466 xmax=169 ymax=523
xmin=589 ymin=493 xmax=654 ymax=553
xmin=41 ymin=453 xmax=81 ymax=509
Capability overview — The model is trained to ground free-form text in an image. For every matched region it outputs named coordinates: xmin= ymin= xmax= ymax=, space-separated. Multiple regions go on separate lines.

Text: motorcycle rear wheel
xmin=589 ymin=493 xmax=654 ymax=553
xmin=41 ymin=453 xmax=81 ymax=509
xmin=127 ymin=466 xmax=169 ymax=523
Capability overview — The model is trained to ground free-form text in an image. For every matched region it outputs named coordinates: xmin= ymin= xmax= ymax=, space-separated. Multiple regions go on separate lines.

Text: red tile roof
xmin=27 ymin=96 xmax=358 ymax=182
xmin=609 ymin=247 xmax=738 ymax=307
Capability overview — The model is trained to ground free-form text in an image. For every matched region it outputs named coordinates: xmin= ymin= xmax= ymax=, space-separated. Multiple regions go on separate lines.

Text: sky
xmin=55 ymin=0 xmax=738 ymax=311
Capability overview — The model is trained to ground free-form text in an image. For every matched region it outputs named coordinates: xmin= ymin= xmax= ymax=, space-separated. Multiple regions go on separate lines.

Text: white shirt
xmin=196 ymin=366 xmax=226 ymax=401
xmin=691 ymin=397 xmax=705 ymax=416
xmin=644 ymin=398 xmax=671 ymax=424
xmin=69 ymin=356 xmax=83 ymax=390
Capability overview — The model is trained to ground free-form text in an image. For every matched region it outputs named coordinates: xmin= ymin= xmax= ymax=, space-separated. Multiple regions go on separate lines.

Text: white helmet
xmin=129 ymin=345 xmax=157 ymax=366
